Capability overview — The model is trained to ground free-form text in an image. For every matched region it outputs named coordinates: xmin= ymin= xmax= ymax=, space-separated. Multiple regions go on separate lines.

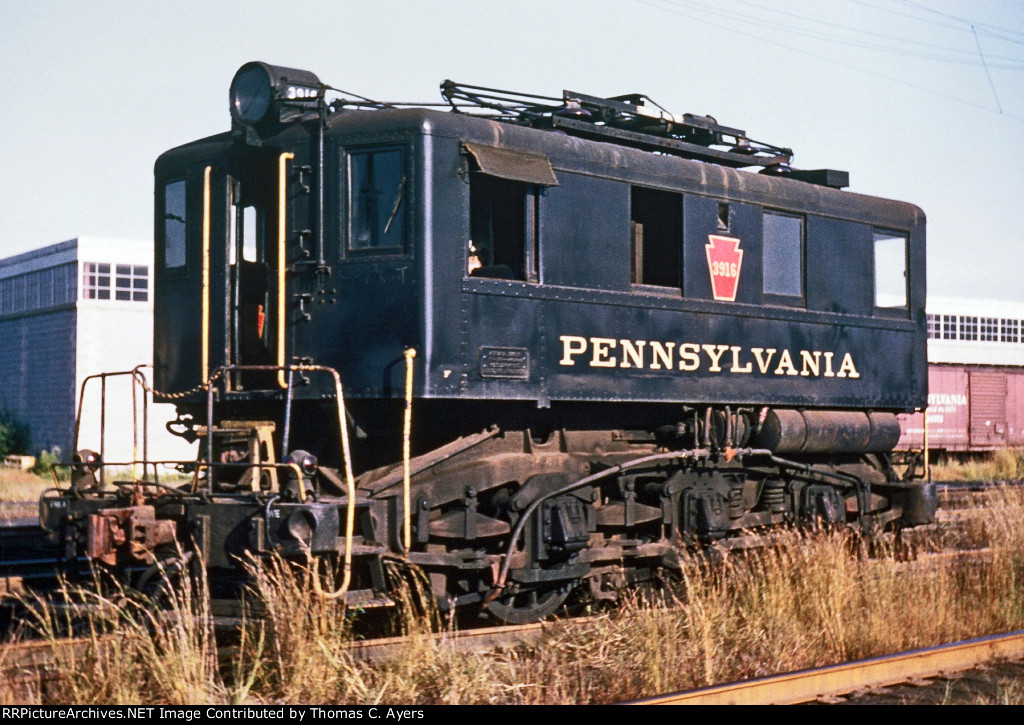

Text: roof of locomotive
xmin=154 ymin=105 xmax=924 ymax=233
xmin=322 ymin=106 xmax=924 ymax=228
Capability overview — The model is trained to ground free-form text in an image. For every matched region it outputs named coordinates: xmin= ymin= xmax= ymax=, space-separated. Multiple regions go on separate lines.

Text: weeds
xmin=4 ymin=487 xmax=1024 ymax=704
xmin=930 ymin=447 xmax=1024 ymax=481
xmin=4 ymin=557 xmax=224 ymax=704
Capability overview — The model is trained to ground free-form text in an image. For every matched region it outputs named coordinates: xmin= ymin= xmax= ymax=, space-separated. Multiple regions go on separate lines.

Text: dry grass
xmin=0 ymin=466 xmax=190 ymax=522
xmin=978 ymin=676 xmax=1024 ymax=705
xmin=0 ymin=468 xmax=51 ymax=522
xmin=5 ymin=486 xmax=1024 ymax=705
xmin=930 ymin=448 xmax=1024 ymax=481
xmin=3 ymin=557 xmax=225 ymax=705
xmin=0 ymin=468 xmax=51 ymax=502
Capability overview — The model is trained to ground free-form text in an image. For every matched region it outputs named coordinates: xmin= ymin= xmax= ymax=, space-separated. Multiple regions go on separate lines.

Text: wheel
xmin=631 ymin=565 xmax=683 ymax=608
xmin=484 ymin=581 xmax=572 ymax=624
xmin=135 ymin=552 xmax=195 ymax=606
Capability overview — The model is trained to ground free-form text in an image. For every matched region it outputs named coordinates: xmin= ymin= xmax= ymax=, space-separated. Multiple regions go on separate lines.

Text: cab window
xmin=762 ymin=210 xmax=804 ymax=305
xmin=163 ymin=180 xmax=187 ymax=268
xmin=631 ymin=186 xmax=682 ymax=289
xmin=873 ymin=229 xmax=908 ymax=314
xmin=348 ymin=147 xmax=406 ymax=253
xmin=469 ymin=174 xmax=534 ymax=280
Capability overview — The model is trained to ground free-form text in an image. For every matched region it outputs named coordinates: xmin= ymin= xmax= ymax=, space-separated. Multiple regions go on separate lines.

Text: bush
xmin=31 ymin=447 xmax=68 ymax=481
xmin=0 ymin=407 xmax=30 ymax=459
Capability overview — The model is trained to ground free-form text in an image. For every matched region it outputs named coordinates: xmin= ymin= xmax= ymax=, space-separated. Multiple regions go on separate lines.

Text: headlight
xmin=229 ymin=61 xmax=322 ymax=128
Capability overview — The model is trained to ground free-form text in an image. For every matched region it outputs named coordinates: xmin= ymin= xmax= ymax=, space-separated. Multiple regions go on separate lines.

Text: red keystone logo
xmin=705 ymin=235 xmax=743 ymax=302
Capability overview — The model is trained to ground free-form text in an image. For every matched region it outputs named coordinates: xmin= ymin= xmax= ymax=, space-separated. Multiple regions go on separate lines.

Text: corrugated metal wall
xmin=0 ymin=309 xmax=77 ymax=454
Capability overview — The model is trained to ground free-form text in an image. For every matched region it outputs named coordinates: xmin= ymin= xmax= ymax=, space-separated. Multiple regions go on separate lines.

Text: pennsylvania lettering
xmin=558 ymin=335 xmax=860 ymax=378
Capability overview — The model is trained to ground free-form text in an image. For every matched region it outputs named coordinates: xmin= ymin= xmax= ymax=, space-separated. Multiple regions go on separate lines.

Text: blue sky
xmin=2 ymin=0 xmax=1022 ymax=299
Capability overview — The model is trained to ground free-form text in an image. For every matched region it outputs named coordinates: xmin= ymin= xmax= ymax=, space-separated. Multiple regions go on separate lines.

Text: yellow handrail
xmin=300 ymin=365 xmax=357 ymax=601
xmin=277 ymin=152 xmax=294 ymax=389
xmin=923 ymin=406 xmax=930 ymax=480
xmin=201 ymin=166 xmax=212 ymax=382
xmin=403 ymin=348 xmax=416 ymax=552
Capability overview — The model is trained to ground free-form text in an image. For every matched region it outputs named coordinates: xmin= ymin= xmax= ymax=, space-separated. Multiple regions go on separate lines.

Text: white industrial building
xmin=0 ymin=237 xmax=194 ymax=466
xmin=925 ymin=296 xmax=1024 ymax=367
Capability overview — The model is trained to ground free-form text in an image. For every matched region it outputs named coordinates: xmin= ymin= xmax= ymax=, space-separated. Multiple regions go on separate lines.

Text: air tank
xmin=752 ymin=409 xmax=901 ymax=454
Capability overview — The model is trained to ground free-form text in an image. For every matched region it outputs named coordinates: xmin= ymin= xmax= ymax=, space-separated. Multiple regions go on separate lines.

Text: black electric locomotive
xmin=40 ymin=62 xmax=935 ymax=623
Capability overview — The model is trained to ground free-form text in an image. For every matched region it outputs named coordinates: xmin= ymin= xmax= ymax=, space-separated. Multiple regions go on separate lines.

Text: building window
xmin=349 ymin=147 xmax=406 ymax=253
xmin=631 ymin=186 xmax=682 ymax=289
xmin=959 ymin=316 xmax=978 ymax=341
xmin=82 ymin=263 xmax=148 ymax=302
xmin=762 ymin=211 xmax=804 ymax=304
xmin=1000 ymin=319 xmax=1020 ymax=344
xmin=942 ymin=315 xmax=957 ymax=340
xmin=873 ymin=230 xmax=908 ymax=313
xmin=83 ymin=263 xmax=111 ymax=300
xmin=927 ymin=314 xmax=940 ymax=339
xmin=980 ymin=317 xmax=999 ymax=342
xmin=115 ymin=264 xmax=148 ymax=302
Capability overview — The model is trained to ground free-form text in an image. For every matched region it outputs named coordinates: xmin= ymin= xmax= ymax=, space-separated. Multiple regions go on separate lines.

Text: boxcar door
xmin=969 ymin=371 xmax=1008 ymax=448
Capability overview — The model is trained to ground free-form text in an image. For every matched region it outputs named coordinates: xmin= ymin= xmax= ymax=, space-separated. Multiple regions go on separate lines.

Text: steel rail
xmin=8 ymin=625 xmax=1024 ymax=704
xmin=628 ymin=630 xmax=1024 ymax=705
xmin=346 ymin=620 xmax=548 ymax=662
xmin=0 ymin=619 xmax=553 ymax=684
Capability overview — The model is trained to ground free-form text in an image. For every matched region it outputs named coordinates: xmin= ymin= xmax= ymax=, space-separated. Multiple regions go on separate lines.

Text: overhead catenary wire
xmin=974 ymin=24 xmax=1005 ymax=113
xmin=646 ymin=0 xmax=1024 ymax=68
xmin=720 ymin=0 xmax=1024 ymax=65
xmin=899 ymin=0 xmax=1024 ymax=44
xmin=633 ymin=0 xmax=1024 ymax=123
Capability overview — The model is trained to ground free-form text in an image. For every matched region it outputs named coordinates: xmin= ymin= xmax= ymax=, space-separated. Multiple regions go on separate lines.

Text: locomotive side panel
xmin=682 ymin=195 xmax=763 ymax=305
xmin=311 ymin=133 xmax=423 ymax=399
xmin=805 ymin=216 xmax=873 ymax=316
xmin=415 ymin=124 xmax=925 ymax=412
xmin=541 ymin=311 xmax=920 ymax=409
xmin=304 ymin=113 xmax=927 ymax=416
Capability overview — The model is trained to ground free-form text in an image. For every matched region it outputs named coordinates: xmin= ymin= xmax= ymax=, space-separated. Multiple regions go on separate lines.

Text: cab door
xmin=227 ymin=149 xmax=282 ymax=390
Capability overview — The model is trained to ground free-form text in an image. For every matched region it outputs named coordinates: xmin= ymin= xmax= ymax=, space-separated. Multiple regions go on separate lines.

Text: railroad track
xmin=936 ymin=479 xmax=1024 ymax=511
xmin=1 ymin=618 xmax=551 ymax=686
xmin=8 ymin=617 xmax=1023 ymax=705
xmin=628 ymin=630 xmax=1024 ymax=705
xmin=1 ymin=493 xmax=1021 ymax=703
xmin=0 ymin=524 xmax=58 ymax=595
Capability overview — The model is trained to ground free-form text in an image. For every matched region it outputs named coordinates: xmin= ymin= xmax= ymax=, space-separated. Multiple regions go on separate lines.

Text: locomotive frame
xmin=40 ymin=62 xmax=936 ymax=623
